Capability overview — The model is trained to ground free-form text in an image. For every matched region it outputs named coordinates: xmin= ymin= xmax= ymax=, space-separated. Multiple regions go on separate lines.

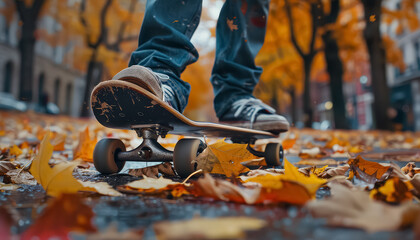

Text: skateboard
xmin=91 ymin=80 xmax=288 ymax=177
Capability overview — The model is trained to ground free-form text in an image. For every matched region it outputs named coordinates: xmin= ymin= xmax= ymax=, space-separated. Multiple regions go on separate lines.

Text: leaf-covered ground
xmin=0 ymin=111 xmax=419 ymax=239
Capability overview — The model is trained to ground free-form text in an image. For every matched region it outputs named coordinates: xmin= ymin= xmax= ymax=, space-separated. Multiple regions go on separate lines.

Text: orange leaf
xmin=348 ymin=156 xmax=391 ymax=183
xmin=207 ymin=140 xmax=254 ymax=177
xmin=282 ymin=138 xmax=296 ymax=150
xmin=21 ymin=194 xmax=96 ymax=239
xmin=73 ymin=127 xmax=97 ymax=162
xmin=9 ymin=145 xmax=22 ymax=156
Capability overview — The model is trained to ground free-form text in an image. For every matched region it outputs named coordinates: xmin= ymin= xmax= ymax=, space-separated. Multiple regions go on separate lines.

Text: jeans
xmin=129 ymin=0 xmax=269 ymax=118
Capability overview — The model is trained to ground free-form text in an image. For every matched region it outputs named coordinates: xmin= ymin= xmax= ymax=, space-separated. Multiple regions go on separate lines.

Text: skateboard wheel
xmin=173 ymin=139 xmax=206 ymax=178
xmin=93 ymin=138 xmax=126 ymax=174
xmin=264 ymin=143 xmax=283 ymax=166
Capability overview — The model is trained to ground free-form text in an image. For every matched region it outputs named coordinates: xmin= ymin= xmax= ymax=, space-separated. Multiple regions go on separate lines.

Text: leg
xmin=128 ymin=0 xmax=203 ymax=112
xmin=211 ymin=0 xmax=289 ymax=132
xmin=211 ymin=0 xmax=270 ymax=118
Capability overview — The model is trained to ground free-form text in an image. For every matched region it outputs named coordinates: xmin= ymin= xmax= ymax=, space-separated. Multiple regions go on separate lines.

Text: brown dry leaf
xmin=348 ymin=156 xmax=392 ymax=183
xmin=5 ymin=169 xmax=37 ymax=185
xmin=154 ymin=216 xmax=266 ymax=240
xmin=401 ymin=162 xmax=420 ymax=178
xmin=317 ymin=165 xmax=350 ymax=178
xmin=128 ymin=162 xmax=175 ymax=178
xmin=0 ymin=161 xmax=18 ymax=175
xmin=410 ymin=174 xmax=420 ymax=198
xmin=306 ymin=184 xmax=420 ymax=233
xmin=190 ymin=174 xmax=261 ymax=204
xmin=73 ymin=127 xmax=97 ymax=162
xmin=194 ymin=147 xmax=220 ymax=173
xmin=29 ymin=132 xmax=121 ymax=197
xmin=370 ymin=177 xmax=413 ymax=203
xmin=21 ymin=194 xmax=96 ymax=239
xmin=124 ymin=176 xmax=188 ymax=197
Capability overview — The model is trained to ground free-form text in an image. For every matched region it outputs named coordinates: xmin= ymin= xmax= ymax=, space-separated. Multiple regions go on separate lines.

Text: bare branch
xmin=285 ymin=0 xmax=305 ymax=57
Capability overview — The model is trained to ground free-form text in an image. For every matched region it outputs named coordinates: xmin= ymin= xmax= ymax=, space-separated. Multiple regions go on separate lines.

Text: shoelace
xmin=232 ymin=98 xmax=276 ymax=127
xmin=162 ymin=84 xmax=175 ymax=103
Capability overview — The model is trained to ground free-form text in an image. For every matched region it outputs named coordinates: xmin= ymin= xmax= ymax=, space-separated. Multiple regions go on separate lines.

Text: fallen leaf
xmin=0 ymin=161 xmax=18 ymax=175
xmin=29 ymin=132 xmax=121 ymax=197
xmin=124 ymin=176 xmax=188 ymax=197
xmin=201 ymin=140 xmax=256 ymax=177
xmin=128 ymin=162 xmax=175 ymax=178
xmin=282 ymin=138 xmax=296 ymax=150
xmin=5 ymin=169 xmax=37 ymax=185
xmin=306 ymin=183 xmax=420 ymax=233
xmin=348 ymin=156 xmax=392 ymax=183
xmin=154 ymin=216 xmax=266 ymax=240
xmin=21 ymin=194 xmax=96 ymax=240
xmin=190 ymin=174 xmax=261 ymax=204
xmin=73 ymin=127 xmax=97 ymax=162
xmin=296 ymin=159 xmax=338 ymax=166
xmin=370 ymin=177 xmax=413 ymax=203
xmin=0 ymin=183 xmax=20 ymax=191
xmin=280 ymin=159 xmax=327 ymax=196
xmin=317 ymin=165 xmax=350 ymax=178
xmin=192 ymin=173 xmax=312 ymax=205
xmin=298 ymin=147 xmax=328 ymax=159
xmin=401 ymin=162 xmax=420 ymax=178
xmin=9 ymin=145 xmax=22 ymax=157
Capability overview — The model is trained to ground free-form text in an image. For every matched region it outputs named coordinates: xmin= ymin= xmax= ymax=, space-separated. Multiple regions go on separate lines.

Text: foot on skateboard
xmin=91 ymin=79 xmax=288 ymax=177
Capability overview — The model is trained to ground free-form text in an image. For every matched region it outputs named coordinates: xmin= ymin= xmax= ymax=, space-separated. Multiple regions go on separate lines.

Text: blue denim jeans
xmin=129 ymin=0 xmax=269 ymax=118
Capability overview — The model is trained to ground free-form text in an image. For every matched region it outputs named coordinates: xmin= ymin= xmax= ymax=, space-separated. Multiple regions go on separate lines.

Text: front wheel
xmin=264 ymin=143 xmax=283 ymax=166
xmin=173 ymin=139 xmax=206 ymax=178
xmin=93 ymin=138 xmax=126 ymax=174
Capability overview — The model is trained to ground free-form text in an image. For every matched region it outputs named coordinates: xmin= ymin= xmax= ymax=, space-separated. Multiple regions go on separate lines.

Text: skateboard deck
xmin=91 ymin=80 xmax=284 ymax=142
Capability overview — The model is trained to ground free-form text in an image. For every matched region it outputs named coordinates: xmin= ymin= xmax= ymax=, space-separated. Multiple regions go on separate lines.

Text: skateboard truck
xmin=116 ymin=126 xmax=174 ymax=163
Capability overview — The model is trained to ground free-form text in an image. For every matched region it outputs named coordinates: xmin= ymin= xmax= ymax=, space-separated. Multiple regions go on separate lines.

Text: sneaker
xmin=219 ymin=97 xmax=289 ymax=133
xmin=112 ymin=65 xmax=179 ymax=111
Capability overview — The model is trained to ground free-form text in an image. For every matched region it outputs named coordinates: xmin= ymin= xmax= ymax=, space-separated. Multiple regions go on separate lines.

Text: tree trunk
xmin=18 ymin=23 xmax=36 ymax=101
xmin=80 ymin=52 xmax=103 ymax=117
xmin=362 ymin=0 xmax=392 ymax=130
xmin=289 ymin=87 xmax=297 ymax=124
xmin=303 ymin=57 xmax=313 ymax=128
xmin=321 ymin=0 xmax=348 ymax=129
xmin=14 ymin=0 xmax=45 ymax=101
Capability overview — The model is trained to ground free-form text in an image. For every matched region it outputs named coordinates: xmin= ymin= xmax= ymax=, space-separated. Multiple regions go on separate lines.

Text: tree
xmin=13 ymin=0 xmax=46 ymax=101
xmin=320 ymin=0 xmax=348 ymax=129
xmin=76 ymin=0 xmax=142 ymax=117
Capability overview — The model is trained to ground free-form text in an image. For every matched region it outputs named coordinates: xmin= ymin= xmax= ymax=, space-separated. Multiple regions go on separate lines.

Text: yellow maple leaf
xmin=30 ymin=132 xmax=121 ymax=197
xmin=208 ymin=140 xmax=254 ymax=177
xmin=245 ymin=159 xmax=326 ymax=198
xmin=281 ymin=159 xmax=327 ymax=196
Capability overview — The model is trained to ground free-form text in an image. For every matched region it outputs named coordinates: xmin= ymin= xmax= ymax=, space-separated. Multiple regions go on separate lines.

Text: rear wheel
xmin=93 ymin=138 xmax=126 ymax=174
xmin=264 ymin=143 xmax=283 ymax=166
xmin=173 ymin=139 xmax=206 ymax=178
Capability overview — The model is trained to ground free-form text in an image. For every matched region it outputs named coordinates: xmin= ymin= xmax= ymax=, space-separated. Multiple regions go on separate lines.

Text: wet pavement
xmin=1 ymin=150 xmax=418 ymax=240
